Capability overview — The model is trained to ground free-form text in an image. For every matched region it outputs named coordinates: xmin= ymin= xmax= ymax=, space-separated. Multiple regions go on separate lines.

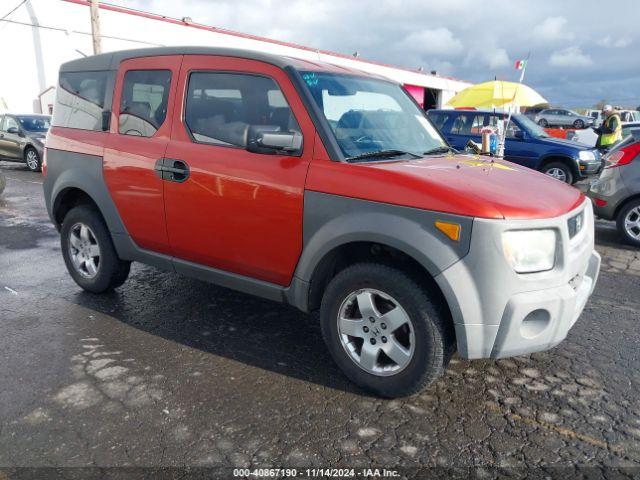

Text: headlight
xmin=502 ymin=229 xmax=557 ymax=273
xmin=579 ymin=150 xmax=596 ymax=161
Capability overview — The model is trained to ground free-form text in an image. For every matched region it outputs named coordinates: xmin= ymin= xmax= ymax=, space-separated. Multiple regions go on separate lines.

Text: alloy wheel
xmin=624 ymin=207 xmax=640 ymax=240
xmin=68 ymin=223 xmax=101 ymax=278
xmin=26 ymin=150 xmax=39 ymax=170
xmin=337 ymin=288 xmax=415 ymax=377
xmin=545 ymin=167 xmax=567 ymax=183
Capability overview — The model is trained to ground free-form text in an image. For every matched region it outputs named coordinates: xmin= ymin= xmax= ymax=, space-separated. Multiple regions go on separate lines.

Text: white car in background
xmin=584 ymin=109 xmax=640 ymax=128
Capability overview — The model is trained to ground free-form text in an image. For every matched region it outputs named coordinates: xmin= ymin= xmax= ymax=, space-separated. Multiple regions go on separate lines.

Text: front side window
xmin=517 ymin=114 xmax=549 ymax=138
xmin=2 ymin=116 xmax=19 ymax=132
xmin=299 ymin=71 xmax=447 ymax=159
xmin=185 ymin=72 xmax=300 ymax=148
xmin=119 ymin=70 xmax=171 ymax=137
xmin=54 ymin=71 xmax=109 ymax=131
xmin=504 ymin=119 xmax=523 ymax=138
xmin=428 ymin=112 xmax=451 ymax=132
xmin=451 ymin=115 xmax=472 ymax=135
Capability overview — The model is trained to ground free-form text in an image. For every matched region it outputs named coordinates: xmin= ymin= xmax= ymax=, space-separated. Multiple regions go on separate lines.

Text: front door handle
xmin=155 ymin=158 xmax=190 ymax=183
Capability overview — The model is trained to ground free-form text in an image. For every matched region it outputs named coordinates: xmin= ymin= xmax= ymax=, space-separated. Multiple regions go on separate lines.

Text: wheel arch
xmin=538 ymin=154 xmax=579 ymax=178
xmin=23 ymin=144 xmax=38 ymax=156
xmin=45 ymin=150 xmax=127 ymax=237
xmin=52 ymin=186 xmax=102 ymax=228
xmin=614 ymin=193 xmax=640 ymax=220
xmin=302 ymin=239 xmax=456 ymax=345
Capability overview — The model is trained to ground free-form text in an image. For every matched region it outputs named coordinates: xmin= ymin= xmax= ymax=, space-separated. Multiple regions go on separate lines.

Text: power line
xmin=0 ymin=17 xmax=165 ymax=46
xmin=1 ymin=0 xmax=26 ymax=21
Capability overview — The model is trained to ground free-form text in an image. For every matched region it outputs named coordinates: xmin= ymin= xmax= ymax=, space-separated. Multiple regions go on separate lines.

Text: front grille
xmin=568 ymin=210 xmax=584 ymax=239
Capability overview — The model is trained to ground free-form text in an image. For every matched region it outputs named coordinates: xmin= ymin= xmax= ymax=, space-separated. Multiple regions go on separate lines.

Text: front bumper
xmin=435 ymin=198 xmax=600 ymax=359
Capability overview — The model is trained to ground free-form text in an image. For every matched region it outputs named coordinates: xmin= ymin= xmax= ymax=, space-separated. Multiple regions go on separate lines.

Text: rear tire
xmin=24 ymin=147 xmax=41 ymax=172
xmin=616 ymin=199 xmax=640 ymax=248
xmin=60 ymin=205 xmax=131 ymax=293
xmin=319 ymin=263 xmax=454 ymax=398
xmin=543 ymin=161 xmax=574 ymax=184
xmin=538 ymin=118 xmax=548 ymax=127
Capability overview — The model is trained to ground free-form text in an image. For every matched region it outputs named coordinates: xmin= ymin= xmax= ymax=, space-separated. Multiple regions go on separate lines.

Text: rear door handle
xmin=155 ymin=158 xmax=190 ymax=183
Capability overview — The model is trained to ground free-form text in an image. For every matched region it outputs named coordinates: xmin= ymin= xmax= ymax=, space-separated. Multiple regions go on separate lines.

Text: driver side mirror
xmin=246 ymin=125 xmax=302 ymax=155
xmin=7 ymin=126 xmax=22 ymax=136
xmin=513 ymin=130 xmax=525 ymax=140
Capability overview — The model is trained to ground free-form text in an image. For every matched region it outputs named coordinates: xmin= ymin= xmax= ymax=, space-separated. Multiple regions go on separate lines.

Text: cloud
xmin=482 ymin=48 xmax=510 ymax=69
xmin=103 ymin=0 xmax=640 ymax=107
xmin=532 ymin=16 xmax=575 ymax=42
xmin=399 ymin=28 xmax=464 ymax=56
xmin=549 ymin=47 xmax=593 ymax=67
xmin=597 ymin=35 xmax=632 ymax=48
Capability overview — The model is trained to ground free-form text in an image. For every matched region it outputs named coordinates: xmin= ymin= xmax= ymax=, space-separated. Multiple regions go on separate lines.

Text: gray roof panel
xmin=60 ymin=46 xmax=327 ymax=73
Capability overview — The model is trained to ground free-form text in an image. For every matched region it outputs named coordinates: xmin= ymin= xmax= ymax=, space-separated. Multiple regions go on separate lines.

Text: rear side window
xmin=119 ymin=70 xmax=172 ymax=137
xmin=53 ymin=71 xmax=109 ymax=131
xmin=184 ymin=72 xmax=300 ymax=148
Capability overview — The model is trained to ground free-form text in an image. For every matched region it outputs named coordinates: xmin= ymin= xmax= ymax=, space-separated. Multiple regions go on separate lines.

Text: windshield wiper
xmin=345 ymin=149 xmax=422 ymax=163
xmin=423 ymin=145 xmax=457 ymax=156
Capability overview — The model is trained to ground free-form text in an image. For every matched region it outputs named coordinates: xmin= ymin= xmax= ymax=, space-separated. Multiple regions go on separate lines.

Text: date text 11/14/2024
xmin=233 ymin=468 xmax=401 ymax=478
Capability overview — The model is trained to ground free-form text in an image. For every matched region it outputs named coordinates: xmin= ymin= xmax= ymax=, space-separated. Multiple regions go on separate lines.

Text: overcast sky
xmin=110 ymin=0 xmax=639 ymax=108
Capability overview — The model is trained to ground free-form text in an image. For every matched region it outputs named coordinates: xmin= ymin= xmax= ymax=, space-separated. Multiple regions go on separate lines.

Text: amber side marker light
xmin=435 ymin=221 xmax=461 ymax=242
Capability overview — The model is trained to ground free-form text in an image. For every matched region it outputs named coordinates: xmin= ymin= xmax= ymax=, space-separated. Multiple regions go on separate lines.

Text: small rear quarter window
xmin=53 ymin=71 xmax=109 ymax=131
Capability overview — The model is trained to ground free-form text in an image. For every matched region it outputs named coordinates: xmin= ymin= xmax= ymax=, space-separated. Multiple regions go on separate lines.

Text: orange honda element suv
xmin=43 ymin=48 xmax=601 ymax=397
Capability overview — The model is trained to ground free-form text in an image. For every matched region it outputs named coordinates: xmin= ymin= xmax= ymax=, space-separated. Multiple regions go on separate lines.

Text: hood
xmin=308 ymin=153 xmax=584 ymax=220
xmin=538 ymin=135 xmax=592 ymax=150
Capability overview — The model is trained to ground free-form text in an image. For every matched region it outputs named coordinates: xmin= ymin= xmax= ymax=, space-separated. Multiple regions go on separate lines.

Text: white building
xmin=0 ymin=0 xmax=472 ymax=114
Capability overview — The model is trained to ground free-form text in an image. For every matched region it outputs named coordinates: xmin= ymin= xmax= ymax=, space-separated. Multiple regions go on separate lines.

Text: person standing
xmin=595 ymin=105 xmax=622 ymax=151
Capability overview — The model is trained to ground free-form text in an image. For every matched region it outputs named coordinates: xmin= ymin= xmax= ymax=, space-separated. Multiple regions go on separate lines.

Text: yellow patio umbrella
xmin=446 ymin=80 xmax=547 ymax=109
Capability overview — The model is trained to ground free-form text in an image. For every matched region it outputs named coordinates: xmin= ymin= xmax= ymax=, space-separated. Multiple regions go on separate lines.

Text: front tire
xmin=320 ymin=263 xmax=453 ymax=398
xmin=543 ymin=161 xmax=574 ymax=184
xmin=617 ymin=200 xmax=640 ymax=247
xmin=573 ymin=119 xmax=585 ymax=129
xmin=61 ymin=205 xmax=131 ymax=293
xmin=24 ymin=147 xmax=41 ymax=172
xmin=538 ymin=118 xmax=548 ymax=127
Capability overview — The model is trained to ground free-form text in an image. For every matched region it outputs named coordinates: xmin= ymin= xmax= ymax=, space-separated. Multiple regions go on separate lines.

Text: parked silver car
xmin=588 ymin=130 xmax=640 ymax=247
xmin=0 ymin=114 xmax=50 ymax=172
xmin=535 ymin=109 xmax=594 ymax=129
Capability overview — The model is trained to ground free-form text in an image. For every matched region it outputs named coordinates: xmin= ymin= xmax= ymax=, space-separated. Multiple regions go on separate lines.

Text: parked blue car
xmin=427 ymin=109 xmax=601 ymax=184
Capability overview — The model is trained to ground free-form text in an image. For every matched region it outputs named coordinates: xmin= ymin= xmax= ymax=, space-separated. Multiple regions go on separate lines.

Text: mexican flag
xmin=515 ymin=59 xmax=527 ymax=70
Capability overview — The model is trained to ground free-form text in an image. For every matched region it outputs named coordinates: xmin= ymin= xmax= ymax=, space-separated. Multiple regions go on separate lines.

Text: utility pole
xmin=90 ymin=0 xmax=102 ymax=55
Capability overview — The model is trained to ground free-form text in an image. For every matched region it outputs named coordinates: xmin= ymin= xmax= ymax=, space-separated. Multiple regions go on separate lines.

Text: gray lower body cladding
xmin=43 ymin=151 xmax=474 ymax=313
xmin=43 ymin=148 xmax=600 ymax=361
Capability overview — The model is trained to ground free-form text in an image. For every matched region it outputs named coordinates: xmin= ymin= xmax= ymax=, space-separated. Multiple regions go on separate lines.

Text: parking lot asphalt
xmin=1 ymin=161 xmax=640 ymax=473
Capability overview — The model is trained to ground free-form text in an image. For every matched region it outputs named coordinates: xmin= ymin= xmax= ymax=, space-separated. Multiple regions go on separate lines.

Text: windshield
xmin=515 ymin=114 xmax=549 ymax=138
xmin=17 ymin=116 xmax=51 ymax=132
xmin=299 ymin=71 xmax=446 ymax=159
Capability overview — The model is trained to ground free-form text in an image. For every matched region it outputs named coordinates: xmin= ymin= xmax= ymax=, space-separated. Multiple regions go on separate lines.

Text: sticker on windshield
xmin=302 ymin=73 xmax=319 ymax=87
